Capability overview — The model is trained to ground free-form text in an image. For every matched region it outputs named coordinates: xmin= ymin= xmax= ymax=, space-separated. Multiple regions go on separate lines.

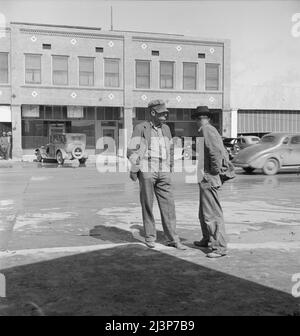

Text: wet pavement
xmin=0 ymin=161 xmax=299 ymax=315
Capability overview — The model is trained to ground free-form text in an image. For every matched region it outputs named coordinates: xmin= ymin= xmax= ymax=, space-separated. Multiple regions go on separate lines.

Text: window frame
xmin=0 ymin=52 xmax=9 ymax=84
xmin=291 ymin=136 xmax=300 ymax=145
xmin=24 ymin=53 xmax=42 ymax=85
xmin=104 ymin=58 xmax=120 ymax=88
xmin=183 ymin=62 xmax=197 ymax=91
xmin=135 ymin=60 xmax=151 ymax=89
xmin=52 ymin=55 xmax=69 ymax=86
xmin=78 ymin=56 xmax=95 ymax=87
xmin=160 ymin=61 xmax=175 ymax=90
xmin=205 ymin=63 xmax=220 ymax=91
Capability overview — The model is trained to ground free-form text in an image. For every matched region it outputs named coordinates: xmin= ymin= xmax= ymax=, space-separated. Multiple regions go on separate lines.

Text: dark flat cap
xmin=148 ymin=99 xmax=169 ymax=114
xmin=191 ymin=106 xmax=212 ymax=119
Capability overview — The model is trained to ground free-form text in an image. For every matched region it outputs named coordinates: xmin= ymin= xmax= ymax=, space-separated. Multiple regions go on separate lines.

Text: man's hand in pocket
xmin=130 ymin=171 xmax=139 ymax=181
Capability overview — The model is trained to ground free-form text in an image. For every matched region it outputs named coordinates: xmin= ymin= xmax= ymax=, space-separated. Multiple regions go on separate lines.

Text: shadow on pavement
xmin=1 ymin=244 xmax=299 ymax=316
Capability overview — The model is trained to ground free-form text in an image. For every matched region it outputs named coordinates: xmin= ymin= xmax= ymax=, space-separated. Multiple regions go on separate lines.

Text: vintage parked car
xmin=35 ymin=133 xmax=88 ymax=165
xmin=232 ymin=132 xmax=300 ymax=175
xmin=223 ymin=136 xmax=260 ymax=160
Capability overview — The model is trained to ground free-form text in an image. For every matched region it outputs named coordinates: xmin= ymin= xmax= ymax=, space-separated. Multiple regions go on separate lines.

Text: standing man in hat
xmin=127 ymin=99 xmax=186 ymax=250
xmin=192 ymin=106 xmax=228 ymax=258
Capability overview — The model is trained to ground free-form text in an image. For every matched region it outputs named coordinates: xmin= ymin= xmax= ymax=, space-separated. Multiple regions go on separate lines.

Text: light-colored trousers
xmin=138 ymin=171 xmax=179 ymax=244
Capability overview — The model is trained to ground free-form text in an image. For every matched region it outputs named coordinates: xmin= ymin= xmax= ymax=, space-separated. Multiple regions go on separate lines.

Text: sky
xmin=0 ymin=0 xmax=300 ymax=109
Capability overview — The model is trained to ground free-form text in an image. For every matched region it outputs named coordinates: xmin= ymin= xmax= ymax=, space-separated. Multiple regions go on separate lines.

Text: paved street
xmin=0 ymin=161 xmax=300 ymax=315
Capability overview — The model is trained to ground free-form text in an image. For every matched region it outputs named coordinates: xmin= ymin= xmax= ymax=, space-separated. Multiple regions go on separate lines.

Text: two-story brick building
xmin=0 ymin=22 xmax=231 ymax=159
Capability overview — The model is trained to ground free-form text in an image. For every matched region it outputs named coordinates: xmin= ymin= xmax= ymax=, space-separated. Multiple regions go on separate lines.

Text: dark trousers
xmin=198 ymin=180 xmax=228 ymax=254
xmin=138 ymin=171 xmax=179 ymax=243
xmin=0 ymin=145 xmax=10 ymax=160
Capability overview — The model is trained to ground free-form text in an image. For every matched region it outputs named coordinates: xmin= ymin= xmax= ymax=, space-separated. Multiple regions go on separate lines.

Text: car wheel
xmin=243 ymin=167 xmax=255 ymax=174
xmin=262 ymin=158 xmax=279 ymax=175
xmin=56 ymin=151 xmax=64 ymax=165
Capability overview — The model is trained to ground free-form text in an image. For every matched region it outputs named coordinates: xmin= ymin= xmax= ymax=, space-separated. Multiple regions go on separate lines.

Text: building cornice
xmin=18 ymin=28 xmax=124 ymax=40
xmin=132 ymin=35 xmax=225 ymax=47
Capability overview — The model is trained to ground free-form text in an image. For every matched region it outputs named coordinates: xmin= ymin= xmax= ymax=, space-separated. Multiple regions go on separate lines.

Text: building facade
xmin=0 ymin=22 xmax=231 ymax=159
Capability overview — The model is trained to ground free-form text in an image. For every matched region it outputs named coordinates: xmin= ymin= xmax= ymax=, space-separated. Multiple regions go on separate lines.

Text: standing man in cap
xmin=127 ymin=99 xmax=186 ymax=250
xmin=192 ymin=106 xmax=228 ymax=258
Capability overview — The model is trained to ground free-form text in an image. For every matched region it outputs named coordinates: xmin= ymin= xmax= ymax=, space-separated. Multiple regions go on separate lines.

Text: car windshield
xmin=252 ymin=138 xmax=259 ymax=142
xmin=69 ymin=135 xmax=85 ymax=142
xmin=260 ymin=135 xmax=277 ymax=143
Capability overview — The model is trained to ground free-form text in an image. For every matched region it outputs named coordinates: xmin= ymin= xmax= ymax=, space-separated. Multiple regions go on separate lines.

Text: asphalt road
xmin=0 ymin=161 xmax=299 ymax=315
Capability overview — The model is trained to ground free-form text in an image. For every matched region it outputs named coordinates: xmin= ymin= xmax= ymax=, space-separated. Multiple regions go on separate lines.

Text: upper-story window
xmin=205 ymin=63 xmax=220 ymax=91
xmin=160 ymin=61 xmax=174 ymax=89
xmin=0 ymin=52 xmax=8 ymax=84
xmin=136 ymin=60 xmax=150 ymax=89
xmin=52 ymin=55 xmax=68 ymax=85
xmin=183 ymin=62 xmax=197 ymax=90
xmin=104 ymin=58 xmax=120 ymax=88
xmin=25 ymin=54 xmax=41 ymax=84
xmin=79 ymin=57 xmax=94 ymax=86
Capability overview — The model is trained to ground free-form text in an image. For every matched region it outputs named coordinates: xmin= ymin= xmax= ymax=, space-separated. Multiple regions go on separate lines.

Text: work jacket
xmin=198 ymin=124 xmax=225 ymax=187
xmin=127 ymin=121 xmax=174 ymax=173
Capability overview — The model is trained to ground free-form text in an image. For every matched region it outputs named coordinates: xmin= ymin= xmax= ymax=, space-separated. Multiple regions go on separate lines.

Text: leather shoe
xmin=206 ymin=252 xmax=227 ymax=258
xmin=145 ymin=241 xmax=156 ymax=248
xmin=194 ymin=240 xmax=211 ymax=248
xmin=167 ymin=242 xmax=187 ymax=250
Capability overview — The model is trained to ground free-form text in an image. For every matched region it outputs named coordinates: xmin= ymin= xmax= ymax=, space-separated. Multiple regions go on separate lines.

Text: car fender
xmin=249 ymin=153 xmax=282 ymax=169
xmin=56 ymin=148 xmax=68 ymax=159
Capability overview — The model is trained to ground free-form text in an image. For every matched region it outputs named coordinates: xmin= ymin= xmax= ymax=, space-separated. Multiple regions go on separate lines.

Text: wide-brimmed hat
xmin=148 ymin=99 xmax=169 ymax=114
xmin=191 ymin=106 xmax=213 ymax=119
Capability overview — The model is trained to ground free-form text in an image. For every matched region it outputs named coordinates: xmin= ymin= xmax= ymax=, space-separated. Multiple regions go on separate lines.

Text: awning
xmin=0 ymin=105 xmax=11 ymax=122
xmin=238 ymin=110 xmax=300 ymax=134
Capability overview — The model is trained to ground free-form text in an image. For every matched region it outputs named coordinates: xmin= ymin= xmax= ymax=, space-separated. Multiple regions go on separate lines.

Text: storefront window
xmin=71 ymin=120 xmax=95 ymax=148
xmin=96 ymin=107 xmax=120 ymax=120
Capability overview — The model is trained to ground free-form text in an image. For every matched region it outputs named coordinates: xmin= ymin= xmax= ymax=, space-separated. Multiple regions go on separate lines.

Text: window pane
xmin=96 ymin=107 xmax=105 ymax=120
xmin=0 ymin=53 xmax=8 ymax=83
xmin=160 ymin=62 xmax=174 ymax=89
xmin=136 ymin=61 xmax=150 ymax=88
xmin=205 ymin=63 xmax=219 ymax=90
xmin=79 ymin=57 xmax=94 ymax=86
xmin=25 ymin=55 xmax=41 ymax=69
xmin=53 ymin=56 xmax=68 ymax=85
xmin=183 ymin=63 xmax=196 ymax=90
xmin=105 ymin=59 xmax=120 ymax=87
xmin=291 ymin=136 xmax=300 ymax=144
xmin=25 ymin=55 xmax=41 ymax=84
xmin=136 ymin=108 xmax=145 ymax=120
xmin=161 ymin=62 xmax=173 ymax=75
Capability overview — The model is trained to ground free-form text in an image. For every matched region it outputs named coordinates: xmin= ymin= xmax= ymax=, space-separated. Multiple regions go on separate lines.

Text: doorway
xmin=95 ymin=121 xmax=118 ymax=154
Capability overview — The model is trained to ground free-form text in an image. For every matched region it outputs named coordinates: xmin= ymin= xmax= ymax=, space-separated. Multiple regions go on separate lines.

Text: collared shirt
xmin=141 ymin=122 xmax=170 ymax=173
xmin=149 ymin=122 xmax=167 ymax=160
